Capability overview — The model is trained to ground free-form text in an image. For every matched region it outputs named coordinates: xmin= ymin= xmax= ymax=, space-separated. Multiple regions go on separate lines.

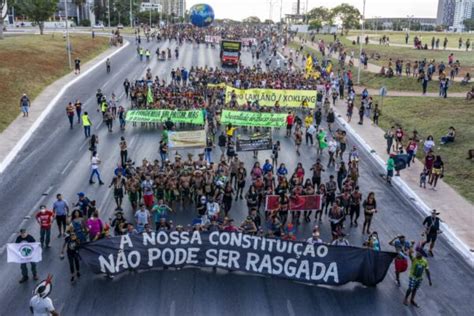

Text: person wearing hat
xmin=389 ymin=234 xmax=414 ymax=286
xmin=35 ymin=205 xmax=55 ymax=248
xmin=403 ymin=248 xmax=432 ymax=307
xmin=75 ymin=192 xmax=91 ymax=217
xmin=16 ymin=228 xmax=39 ymax=283
xmin=386 ymin=153 xmax=395 ymax=185
xmin=29 ymin=275 xmax=58 ymax=315
xmin=422 ymin=210 xmax=441 ymax=256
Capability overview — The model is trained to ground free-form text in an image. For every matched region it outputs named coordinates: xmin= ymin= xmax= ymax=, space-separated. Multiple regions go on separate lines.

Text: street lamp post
xmin=357 ymin=0 xmax=366 ymax=85
xmin=130 ymin=0 xmax=133 ymax=28
xmin=64 ymin=0 xmax=72 ymax=69
xmin=107 ymin=0 xmax=111 ymax=28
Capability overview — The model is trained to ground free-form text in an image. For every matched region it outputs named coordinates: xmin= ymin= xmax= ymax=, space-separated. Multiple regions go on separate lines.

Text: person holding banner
xmin=15 ymin=228 xmax=39 ymax=283
xmin=389 ymin=235 xmax=414 ymax=287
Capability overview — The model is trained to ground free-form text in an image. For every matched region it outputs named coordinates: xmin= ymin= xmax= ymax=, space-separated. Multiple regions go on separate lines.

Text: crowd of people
xmin=15 ymin=24 xmax=452 ymax=311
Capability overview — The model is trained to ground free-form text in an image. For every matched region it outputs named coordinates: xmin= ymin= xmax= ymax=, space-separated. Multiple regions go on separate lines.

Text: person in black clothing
xmin=422 ymin=210 xmax=441 ymax=256
xmin=218 ymin=133 xmax=227 ymax=156
xmin=60 ymin=231 xmax=81 ymax=282
xmin=123 ymin=79 xmax=130 ymax=98
xmin=16 ymin=228 xmax=38 ymax=283
xmin=74 ymin=58 xmax=81 ymax=74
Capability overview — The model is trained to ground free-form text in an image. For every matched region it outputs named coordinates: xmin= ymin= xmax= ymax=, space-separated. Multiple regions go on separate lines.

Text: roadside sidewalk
xmin=0 ymin=40 xmax=130 ymax=173
xmin=331 ymin=99 xmax=474 ymax=257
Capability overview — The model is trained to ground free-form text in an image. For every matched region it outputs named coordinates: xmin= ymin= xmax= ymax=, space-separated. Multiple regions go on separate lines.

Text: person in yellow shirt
xmin=304 ymin=112 xmax=313 ymax=127
xmin=226 ymin=124 xmax=237 ymax=141
xmin=82 ymin=112 xmax=92 ymax=138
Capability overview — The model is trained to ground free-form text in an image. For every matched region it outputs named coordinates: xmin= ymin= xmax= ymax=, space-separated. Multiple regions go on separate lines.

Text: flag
xmin=7 ymin=243 xmax=42 ymax=263
xmin=147 ymin=88 xmax=154 ymax=105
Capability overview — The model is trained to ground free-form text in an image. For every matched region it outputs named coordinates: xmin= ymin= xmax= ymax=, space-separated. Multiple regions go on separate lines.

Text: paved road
xmin=0 ymin=39 xmax=472 ymax=316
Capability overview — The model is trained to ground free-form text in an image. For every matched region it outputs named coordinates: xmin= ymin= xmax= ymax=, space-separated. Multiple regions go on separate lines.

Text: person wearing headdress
xmin=30 ymin=275 xmax=58 ymax=315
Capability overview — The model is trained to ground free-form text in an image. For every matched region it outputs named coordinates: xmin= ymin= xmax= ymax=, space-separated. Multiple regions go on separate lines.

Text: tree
xmin=463 ymin=18 xmax=474 ymax=31
xmin=0 ymin=0 xmax=7 ymax=40
xmin=243 ymin=16 xmax=260 ymax=24
xmin=331 ymin=4 xmax=361 ymax=35
xmin=308 ymin=19 xmax=322 ymax=31
xmin=17 ymin=0 xmax=58 ymax=35
xmin=306 ymin=6 xmax=333 ymax=25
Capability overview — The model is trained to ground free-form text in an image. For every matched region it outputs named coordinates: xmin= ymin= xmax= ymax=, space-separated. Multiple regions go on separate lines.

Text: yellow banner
xmin=207 ymin=82 xmax=227 ymax=88
xmin=224 ymin=86 xmax=317 ymax=107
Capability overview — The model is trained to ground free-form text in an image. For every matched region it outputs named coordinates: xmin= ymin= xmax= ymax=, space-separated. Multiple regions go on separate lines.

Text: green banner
xmin=221 ymin=110 xmax=287 ymax=127
xmin=126 ymin=110 xmax=204 ymax=124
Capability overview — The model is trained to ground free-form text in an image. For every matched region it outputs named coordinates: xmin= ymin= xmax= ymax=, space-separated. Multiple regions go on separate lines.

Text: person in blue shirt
xmin=276 ymin=163 xmax=288 ymax=178
xmin=262 ymin=159 xmax=273 ymax=175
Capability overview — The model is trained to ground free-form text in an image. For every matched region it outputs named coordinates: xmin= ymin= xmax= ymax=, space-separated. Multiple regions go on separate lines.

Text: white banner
xmin=7 ymin=243 xmax=42 ymax=263
xmin=168 ymin=130 xmax=206 ymax=148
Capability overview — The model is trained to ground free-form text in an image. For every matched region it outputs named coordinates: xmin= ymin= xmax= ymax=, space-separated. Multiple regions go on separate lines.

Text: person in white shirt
xmin=89 ymin=151 xmax=104 ymax=185
xmin=206 ymin=197 xmax=220 ymax=220
xmin=30 ymin=275 xmax=58 ymax=316
xmin=135 ymin=204 xmax=151 ymax=233
xmin=327 ymin=139 xmax=338 ymax=168
xmin=306 ymin=229 xmax=323 ymax=245
xmin=331 ymin=233 xmax=350 ymax=246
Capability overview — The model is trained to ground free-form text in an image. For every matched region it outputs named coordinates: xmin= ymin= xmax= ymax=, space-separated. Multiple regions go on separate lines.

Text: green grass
xmin=291 ymin=41 xmax=472 ymax=93
xmin=0 ymin=34 xmax=109 ymax=132
xmin=298 ymin=32 xmax=474 ymax=75
xmin=369 ymin=96 xmax=474 ymax=203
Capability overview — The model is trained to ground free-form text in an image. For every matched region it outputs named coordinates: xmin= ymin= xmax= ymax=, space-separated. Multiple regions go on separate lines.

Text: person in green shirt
xmin=404 ymin=249 xmax=432 ymax=307
xmin=386 ymin=154 xmax=395 ymax=185
xmin=152 ymin=199 xmax=173 ymax=230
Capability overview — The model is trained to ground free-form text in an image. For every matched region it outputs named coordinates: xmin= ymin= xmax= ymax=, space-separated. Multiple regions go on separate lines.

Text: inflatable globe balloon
xmin=190 ymin=3 xmax=215 ymax=28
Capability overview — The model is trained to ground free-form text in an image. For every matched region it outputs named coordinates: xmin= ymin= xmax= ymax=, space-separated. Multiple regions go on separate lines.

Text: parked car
xmin=117 ymin=24 xmax=124 ymax=29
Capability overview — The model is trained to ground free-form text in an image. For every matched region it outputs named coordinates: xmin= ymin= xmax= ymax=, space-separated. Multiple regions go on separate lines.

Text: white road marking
xmin=0 ymin=41 xmax=130 ymax=174
xmin=286 ymin=299 xmax=296 ymax=316
xmin=170 ymin=300 xmax=176 ymax=316
xmin=61 ymin=160 xmax=74 ymax=175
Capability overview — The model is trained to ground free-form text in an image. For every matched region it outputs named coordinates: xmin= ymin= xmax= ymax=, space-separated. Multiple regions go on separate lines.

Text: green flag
xmin=147 ymin=88 xmax=154 ymax=105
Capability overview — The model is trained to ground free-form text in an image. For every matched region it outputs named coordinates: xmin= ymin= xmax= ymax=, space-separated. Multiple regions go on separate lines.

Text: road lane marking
xmin=61 ymin=160 xmax=74 ymax=175
xmin=0 ymin=40 xmax=130 ymax=174
xmin=286 ymin=299 xmax=296 ymax=316
xmin=170 ymin=300 xmax=176 ymax=316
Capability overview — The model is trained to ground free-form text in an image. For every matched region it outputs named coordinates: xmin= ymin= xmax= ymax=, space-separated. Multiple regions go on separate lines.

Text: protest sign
xmin=236 ymin=133 xmax=272 ymax=152
xmin=168 ymin=130 xmax=206 ymax=148
xmin=265 ymin=195 xmax=321 ymax=211
xmin=225 ymin=86 xmax=317 ymax=107
xmin=79 ymin=231 xmax=396 ymax=286
xmin=126 ymin=110 xmax=204 ymax=124
xmin=221 ymin=110 xmax=286 ymax=127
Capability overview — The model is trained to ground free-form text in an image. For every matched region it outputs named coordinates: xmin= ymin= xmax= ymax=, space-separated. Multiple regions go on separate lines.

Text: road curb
xmin=0 ymin=40 xmax=130 ymax=174
xmin=334 ymin=112 xmax=474 ymax=265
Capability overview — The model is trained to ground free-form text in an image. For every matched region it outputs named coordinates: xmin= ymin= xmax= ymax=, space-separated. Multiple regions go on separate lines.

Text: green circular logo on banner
xmin=19 ymin=245 xmax=33 ymax=258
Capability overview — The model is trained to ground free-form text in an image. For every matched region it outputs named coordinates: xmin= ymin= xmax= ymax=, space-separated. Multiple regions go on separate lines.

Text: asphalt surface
xmin=0 ymin=38 xmax=472 ymax=316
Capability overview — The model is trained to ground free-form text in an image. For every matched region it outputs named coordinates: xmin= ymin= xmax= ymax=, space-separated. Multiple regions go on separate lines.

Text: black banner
xmin=79 ymin=231 xmax=396 ymax=286
xmin=236 ymin=134 xmax=273 ymax=152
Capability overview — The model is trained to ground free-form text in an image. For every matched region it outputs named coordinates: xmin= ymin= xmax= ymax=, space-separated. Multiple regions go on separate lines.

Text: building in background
xmin=437 ymin=0 xmax=456 ymax=26
xmin=158 ymin=0 xmax=186 ymax=19
xmin=57 ymin=0 xmax=95 ymax=26
xmin=453 ymin=0 xmax=473 ymax=31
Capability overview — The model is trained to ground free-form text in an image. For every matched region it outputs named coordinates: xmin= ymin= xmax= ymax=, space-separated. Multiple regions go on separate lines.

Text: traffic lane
xmin=1 ymin=45 xmax=470 ymax=310
xmin=0 ymin=38 xmax=181 ymax=245
xmin=0 ymin=44 xmax=210 ymax=312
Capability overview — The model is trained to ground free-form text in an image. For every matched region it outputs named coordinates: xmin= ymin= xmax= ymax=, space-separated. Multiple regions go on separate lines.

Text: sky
xmin=186 ymin=0 xmax=438 ymax=21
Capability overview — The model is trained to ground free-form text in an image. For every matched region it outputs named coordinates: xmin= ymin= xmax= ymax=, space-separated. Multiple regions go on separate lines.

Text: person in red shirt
xmin=35 ymin=205 xmax=55 ymax=248
xmin=286 ymin=112 xmax=294 ymax=137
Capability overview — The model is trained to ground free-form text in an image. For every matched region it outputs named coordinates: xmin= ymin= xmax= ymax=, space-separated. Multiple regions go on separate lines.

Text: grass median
xmin=369 ymin=96 xmax=474 ymax=203
xmin=0 ymin=34 xmax=109 ymax=132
